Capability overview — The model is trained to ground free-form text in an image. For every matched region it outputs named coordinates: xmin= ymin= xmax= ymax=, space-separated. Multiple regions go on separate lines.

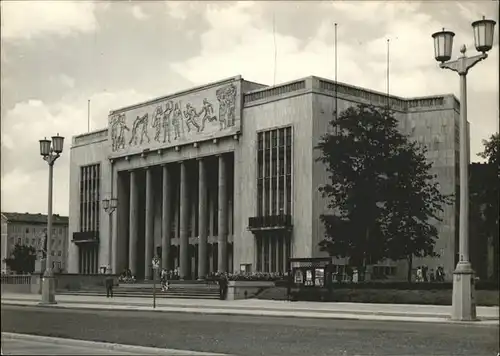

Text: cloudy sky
xmin=1 ymin=0 xmax=498 ymax=216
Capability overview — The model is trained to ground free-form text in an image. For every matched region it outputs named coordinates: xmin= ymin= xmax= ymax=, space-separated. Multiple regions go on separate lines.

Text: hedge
xmin=257 ymin=287 xmax=500 ymax=306
xmin=274 ymin=280 xmax=499 ymax=291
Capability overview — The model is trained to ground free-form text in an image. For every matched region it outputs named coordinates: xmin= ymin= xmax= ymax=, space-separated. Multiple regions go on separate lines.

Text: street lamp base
xmin=451 ymin=261 xmax=476 ymax=321
xmin=39 ymin=268 xmax=57 ymax=305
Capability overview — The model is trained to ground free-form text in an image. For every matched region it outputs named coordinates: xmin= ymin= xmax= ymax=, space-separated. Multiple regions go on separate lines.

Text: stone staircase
xmin=59 ymin=281 xmax=221 ymax=300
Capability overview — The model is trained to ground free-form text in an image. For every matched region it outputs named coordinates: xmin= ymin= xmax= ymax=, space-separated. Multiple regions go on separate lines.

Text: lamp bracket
xmin=104 ymin=207 xmax=116 ymax=214
xmin=439 ymin=52 xmax=488 ymax=75
xmin=43 ymin=152 xmax=61 ymax=166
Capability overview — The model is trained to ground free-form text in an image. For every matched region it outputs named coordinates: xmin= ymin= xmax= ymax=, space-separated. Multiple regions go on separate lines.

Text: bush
xmin=206 ymin=272 xmax=287 ymax=282
xmin=325 ymin=281 xmax=498 ymax=291
xmin=256 ymin=287 xmax=499 ymax=306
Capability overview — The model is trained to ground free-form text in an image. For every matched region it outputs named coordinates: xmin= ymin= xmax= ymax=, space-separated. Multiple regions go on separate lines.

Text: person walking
xmin=105 ymin=271 xmax=114 ymax=298
xmin=218 ymin=273 xmax=228 ymax=300
xmin=160 ymin=268 xmax=168 ymax=292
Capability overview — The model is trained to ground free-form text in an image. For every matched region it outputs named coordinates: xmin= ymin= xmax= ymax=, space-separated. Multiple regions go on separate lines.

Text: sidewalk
xmin=2 ymin=293 xmax=498 ymax=326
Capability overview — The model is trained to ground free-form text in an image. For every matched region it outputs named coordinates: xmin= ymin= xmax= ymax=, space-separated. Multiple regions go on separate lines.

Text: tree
xmin=380 ymin=141 xmax=452 ymax=281
xmin=474 ymin=133 xmax=499 ymax=280
xmin=3 ymin=244 xmax=37 ymax=274
xmin=316 ymin=104 xmax=451 ymax=281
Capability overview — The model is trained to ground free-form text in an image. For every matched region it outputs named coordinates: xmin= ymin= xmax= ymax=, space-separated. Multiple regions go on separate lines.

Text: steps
xmin=59 ymin=282 xmax=221 ymax=300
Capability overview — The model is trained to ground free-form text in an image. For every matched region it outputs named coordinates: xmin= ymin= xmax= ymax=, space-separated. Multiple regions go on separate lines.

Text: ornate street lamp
xmin=432 ymin=28 xmax=455 ymax=63
xmin=39 ymin=133 xmax=65 ymax=305
xmin=103 ymin=196 xmax=118 ymax=274
xmin=431 ymin=17 xmax=496 ymax=321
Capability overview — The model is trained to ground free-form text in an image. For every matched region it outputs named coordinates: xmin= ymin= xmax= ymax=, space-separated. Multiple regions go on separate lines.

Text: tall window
xmin=79 ymin=164 xmax=101 ymax=232
xmin=78 ymin=163 xmax=100 ymax=275
xmin=257 ymin=126 xmax=293 ymax=216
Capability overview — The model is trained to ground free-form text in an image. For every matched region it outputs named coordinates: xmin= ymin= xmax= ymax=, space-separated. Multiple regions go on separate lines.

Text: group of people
xmin=118 ymin=268 xmax=136 ymax=283
xmin=160 ymin=268 xmax=172 ymax=292
xmin=416 ymin=265 xmax=445 ymax=282
xmin=158 ymin=269 xmax=228 ymax=299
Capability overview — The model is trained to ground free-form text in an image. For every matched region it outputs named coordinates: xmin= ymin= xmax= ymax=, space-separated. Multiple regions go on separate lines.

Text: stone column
xmin=283 ymin=236 xmax=288 ymax=272
xmin=268 ymin=237 xmax=273 ymax=272
xmin=162 ymin=165 xmax=172 ymax=270
xmin=198 ymin=158 xmax=208 ymax=279
xmin=115 ymin=173 xmax=129 ymax=274
xmin=217 ymin=155 xmax=228 ymax=273
xmin=128 ymin=170 xmax=139 ymax=276
xmin=274 ymin=237 xmax=280 ymax=273
xmin=179 ymin=161 xmax=189 ymax=279
xmin=261 ymin=237 xmax=265 ymax=272
xmin=144 ymin=168 xmax=154 ymax=280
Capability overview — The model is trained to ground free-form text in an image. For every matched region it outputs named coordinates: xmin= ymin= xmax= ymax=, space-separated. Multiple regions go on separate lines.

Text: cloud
xmin=171 ymin=1 xmax=498 ymax=160
xmin=0 ymin=89 xmax=152 ymax=215
xmin=58 ymin=74 xmax=76 ymax=89
xmin=1 ymin=0 xmax=498 ymax=218
xmin=131 ymin=5 xmax=148 ymax=20
xmin=1 ymin=1 xmax=98 ymax=40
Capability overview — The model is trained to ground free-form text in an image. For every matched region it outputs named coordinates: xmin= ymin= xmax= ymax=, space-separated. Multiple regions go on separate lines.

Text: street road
xmin=1 ymin=305 xmax=498 ymax=356
xmin=2 ymin=337 xmax=140 ymax=355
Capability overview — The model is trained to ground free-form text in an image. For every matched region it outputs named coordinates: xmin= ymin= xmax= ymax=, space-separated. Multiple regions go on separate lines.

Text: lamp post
xmin=39 ymin=133 xmax=64 ymax=305
xmin=102 ymin=197 xmax=117 ymax=274
xmin=431 ymin=16 xmax=496 ymax=321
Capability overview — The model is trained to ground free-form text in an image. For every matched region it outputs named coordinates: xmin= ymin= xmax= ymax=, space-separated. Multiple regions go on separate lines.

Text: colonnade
xmin=113 ymin=154 xmax=232 ymax=280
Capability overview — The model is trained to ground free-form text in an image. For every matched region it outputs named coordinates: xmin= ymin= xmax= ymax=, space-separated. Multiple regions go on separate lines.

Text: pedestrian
xmin=437 ymin=266 xmax=445 ymax=282
xmin=105 ymin=271 xmax=114 ymax=298
xmin=219 ymin=273 xmax=228 ymax=300
xmin=417 ymin=266 xmax=422 ymax=283
xmin=160 ymin=268 xmax=168 ymax=292
xmin=430 ymin=269 xmax=435 ymax=282
xmin=423 ymin=265 xmax=428 ymax=282
xmin=286 ymin=271 xmax=292 ymax=301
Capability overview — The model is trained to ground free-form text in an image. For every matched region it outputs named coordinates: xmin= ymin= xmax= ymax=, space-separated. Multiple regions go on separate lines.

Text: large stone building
xmin=68 ymin=75 xmax=462 ymax=281
xmin=1 ymin=212 xmax=69 ymax=273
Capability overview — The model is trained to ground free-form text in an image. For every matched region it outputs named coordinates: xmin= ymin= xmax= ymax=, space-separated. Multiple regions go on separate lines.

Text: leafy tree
xmin=478 ymin=133 xmax=499 ymax=169
xmin=3 ymin=244 xmax=37 ymax=274
xmin=316 ymin=104 xmax=451 ymax=281
xmin=380 ymin=141 xmax=452 ymax=281
xmin=473 ymin=133 xmax=499 ymax=279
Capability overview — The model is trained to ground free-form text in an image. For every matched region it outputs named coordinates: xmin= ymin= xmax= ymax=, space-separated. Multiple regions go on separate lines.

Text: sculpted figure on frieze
xmin=183 ymin=103 xmax=201 ymax=133
xmin=151 ymin=105 xmax=164 ymax=143
xmin=216 ymin=84 xmax=237 ymax=131
xmin=198 ymin=98 xmax=217 ymax=131
xmin=129 ymin=113 xmax=150 ymax=146
xmin=110 ymin=113 xmax=129 ymax=152
xmin=162 ymin=101 xmax=174 ymax=143
xmin=172 ymin=102 xmax=182 ymax=140
xmin=150 ymin=101 xmax=175 ymax=144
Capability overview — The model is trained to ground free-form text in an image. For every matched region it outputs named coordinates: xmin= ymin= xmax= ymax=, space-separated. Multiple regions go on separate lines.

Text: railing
xmin=1 ymin=274 xmax=33 ymax=285
xmin=72 ymin=231 xmax=99 ymax=242
xmin=73 ymin=129 xmax=108 ymax=145
xmin=248 ymin=214 xmax=293 ymax=230
xmin=244 ymin=81 xmax=306 ymax=104
xmin=319 ymin=80 xmax=407 ymax=111
xmin=406 ymin=96 xmax=444 ymax=109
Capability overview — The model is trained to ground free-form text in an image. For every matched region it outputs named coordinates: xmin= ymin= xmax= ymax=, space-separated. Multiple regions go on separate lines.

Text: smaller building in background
xmin=1 ymin=212 xmax=69 ymax=273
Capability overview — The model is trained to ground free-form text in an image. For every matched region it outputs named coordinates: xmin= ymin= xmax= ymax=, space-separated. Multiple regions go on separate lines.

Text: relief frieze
xmin=108 ymin=80 xmax=241 ymax=156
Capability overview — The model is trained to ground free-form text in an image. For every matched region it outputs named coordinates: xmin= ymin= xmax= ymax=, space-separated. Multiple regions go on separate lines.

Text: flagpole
xmin=335 ymin=22 xmax=338 ymax=121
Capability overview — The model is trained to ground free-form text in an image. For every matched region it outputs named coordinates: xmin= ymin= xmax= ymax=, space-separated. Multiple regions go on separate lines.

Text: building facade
xmin=68 ymin=75 xmax=462 ymax=281
xmin=1 ymin=212 xmax=69 ymax=273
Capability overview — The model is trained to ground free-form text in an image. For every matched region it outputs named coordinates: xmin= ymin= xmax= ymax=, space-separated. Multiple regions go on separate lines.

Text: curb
xmin=1 ymin=332 xmax=228 ymax=355
xmin=2 ymin=297 xmax=498 ymax=320
xmin=2 ymin=300 xmax=498 ymax=326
